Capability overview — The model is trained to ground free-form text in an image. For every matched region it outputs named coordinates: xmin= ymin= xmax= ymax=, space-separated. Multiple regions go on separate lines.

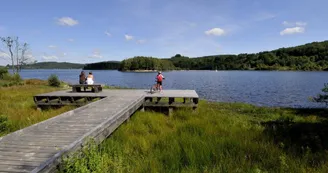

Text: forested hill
xmin=167 ymin=40 xmax=328 ymax=71
xmin=119 ymin=56 xmax=176 ymax=71
xmin=83 ymin=61 xmax=120 ymax=70
xmin=118 ymin=40 xmax=328 ymax=71
xmin=14 ymin=62 xmax=85 ymax=69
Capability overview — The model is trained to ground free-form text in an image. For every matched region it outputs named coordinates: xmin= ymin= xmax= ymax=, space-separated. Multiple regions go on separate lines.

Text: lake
xmin=18 ymin=69 xmax=328 ymax=108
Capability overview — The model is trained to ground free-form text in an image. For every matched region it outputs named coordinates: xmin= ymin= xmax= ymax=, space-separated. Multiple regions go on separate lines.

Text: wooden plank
xmin=0 ymin=160 xmax=41 ymax=167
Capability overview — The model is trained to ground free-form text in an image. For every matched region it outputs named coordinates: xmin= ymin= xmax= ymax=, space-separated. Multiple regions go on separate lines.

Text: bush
xmin=312 ymin=83 xmax=328 ymax=106
xmin=0 ymin=67 xmax=8 ymax=79
xmin=0 ymin=115 xmax=9 ymax=133
xmin=11 ymin=73 xmax=22 ymax=82
xmin=48 ymin=74 xmax=61 ymax=87
xmin=25 ymin=79 xmax=47 ymax=85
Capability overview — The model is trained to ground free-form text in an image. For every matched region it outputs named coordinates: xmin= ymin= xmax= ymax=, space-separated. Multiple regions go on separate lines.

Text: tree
xmin=0 ymin=36 xmax=29 ymax=74
xmin=312 ymin=83 xmax=328 ymax=106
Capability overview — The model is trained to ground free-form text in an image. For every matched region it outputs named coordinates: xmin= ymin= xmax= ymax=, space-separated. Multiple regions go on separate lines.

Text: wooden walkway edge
xmin=0 ymin=90 xmax=199 ymax=173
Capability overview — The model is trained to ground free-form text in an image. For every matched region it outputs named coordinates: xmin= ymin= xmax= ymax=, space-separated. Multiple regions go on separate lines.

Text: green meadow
xmin=59 ymin=101 xmax=328 ymax=173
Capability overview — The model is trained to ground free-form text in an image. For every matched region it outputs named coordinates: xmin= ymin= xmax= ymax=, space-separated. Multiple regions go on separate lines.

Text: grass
xmin=59 ymin=101 xmax=328 ymax=173
xmin=2 ymin=78 xmax=328 ymax=172
xmin=0 ymin=79 xmax=75 ymax=136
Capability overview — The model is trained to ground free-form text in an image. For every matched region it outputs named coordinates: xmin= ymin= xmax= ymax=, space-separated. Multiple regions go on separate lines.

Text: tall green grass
xmin=60 ymin=101 xmax=328 ymax=173
xmin=0 ymin=80 xmax=75 ymax=136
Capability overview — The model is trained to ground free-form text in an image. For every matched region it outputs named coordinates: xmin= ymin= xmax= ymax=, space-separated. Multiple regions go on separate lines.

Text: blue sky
xmin=0 ymin=0 xmax=327 ymax=65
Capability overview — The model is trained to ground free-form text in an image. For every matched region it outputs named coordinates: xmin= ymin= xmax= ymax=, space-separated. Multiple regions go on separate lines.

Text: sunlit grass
xmin=0 ymin=80 xmax=75 ymax=136
xmin=60 ymin=101 xmax=328 ymax=173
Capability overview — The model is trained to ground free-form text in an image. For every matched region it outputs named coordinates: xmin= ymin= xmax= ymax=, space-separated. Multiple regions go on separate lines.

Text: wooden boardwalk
xmin=0 ymin=89 xmax=199 ymax=173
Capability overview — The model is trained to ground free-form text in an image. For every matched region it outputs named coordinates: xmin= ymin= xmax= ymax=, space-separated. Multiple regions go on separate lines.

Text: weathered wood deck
xmin=0 ymin=89 xmax=199 ymax=173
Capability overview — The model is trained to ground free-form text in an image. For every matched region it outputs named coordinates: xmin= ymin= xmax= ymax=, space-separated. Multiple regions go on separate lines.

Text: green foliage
xmin=119 ymin=56 xmax=176 ymax=71
xmin=12 ymin=62 xmax=85 ymax=69
xmin=312 ymin=83 xmax=328 ymax=105
xmin=60 ymin=101 xmax=328 ymax=172
xmin=169 ymin=40 xmax=328 ymax=71
xmin=0 ymin=83 xmax=74 ymax=137
xmin=0 ymin=72 xmax=23 ymax=87
xmin=0 ymin=67 xmax=8 ymax=79
xmin=0 ymin=115 xmax=9 ymax=134
xmin=83 ymin=61 xmax=120 ymax=70
xmin=48 ymin=74 xmax=61 ymax=87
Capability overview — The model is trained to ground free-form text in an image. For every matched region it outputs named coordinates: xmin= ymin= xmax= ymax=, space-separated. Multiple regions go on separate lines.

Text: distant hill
xmin=17 ymin=62 xmax=85 ymax=69
xmin=116 ymin=40 xmax=328 ymax=71
xmin=83 ymin=61 xmax=120 ymax=70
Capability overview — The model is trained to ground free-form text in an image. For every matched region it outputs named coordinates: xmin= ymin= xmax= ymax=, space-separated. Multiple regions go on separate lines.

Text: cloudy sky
xmin=0 ymin=0 xmax=327 ymax=65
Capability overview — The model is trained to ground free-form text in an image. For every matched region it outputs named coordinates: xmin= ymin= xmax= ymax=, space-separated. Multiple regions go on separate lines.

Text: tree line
xmin=119 ymin=56 xmax=176 ymax=71
xmin=116 ymin=40 xmax=328 ymax=71
xmin=166 ymin=41 xmax=328 ymax=71
xmin=83 ymin=61 xmax=120 ymax=70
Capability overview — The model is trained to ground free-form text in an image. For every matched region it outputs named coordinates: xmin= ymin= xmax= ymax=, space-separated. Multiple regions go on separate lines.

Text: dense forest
xmin=83 ymin=61 xmax=120 ymax=70
xmin=117 ymin=40 xmax=328 ymax=71
xmin=7 ymin=62 xmax=85 ymax=69
xmin=165 ymin=40 xmax=328 ymax=71
xmin=119 ymin=56 xmax=176 ymax=71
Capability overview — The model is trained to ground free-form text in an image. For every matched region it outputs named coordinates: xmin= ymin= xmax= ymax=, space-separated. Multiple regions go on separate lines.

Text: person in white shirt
xmin=86 ymin=72 xmax=94 ymax=84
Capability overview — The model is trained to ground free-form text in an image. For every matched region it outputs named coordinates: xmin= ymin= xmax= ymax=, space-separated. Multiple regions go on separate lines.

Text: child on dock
xmin=156 ymin=71 xmax=165 ymax=93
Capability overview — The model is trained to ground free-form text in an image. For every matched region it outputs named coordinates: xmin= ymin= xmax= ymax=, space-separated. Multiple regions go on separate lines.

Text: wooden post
xmin=37 ymin=106 xmax=42 ymax=111
xmin=140 ymin=104 xmax=145 ymax=112
xmin=168 ymin=107 xmax=173 ymax=116
xmin=169 ymin=97 xmax=175 ymax=104
xmin=72 ymin=86 xmax=77 ymax=92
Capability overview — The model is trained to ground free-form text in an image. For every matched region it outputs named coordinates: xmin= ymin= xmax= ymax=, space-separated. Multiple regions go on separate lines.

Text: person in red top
xmin=156 ymin=71 xmax=165 ymax=92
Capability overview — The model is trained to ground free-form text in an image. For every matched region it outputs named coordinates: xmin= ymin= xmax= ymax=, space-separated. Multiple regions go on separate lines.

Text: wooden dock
xmin=0 ymin=89 xmax=199 ymax=173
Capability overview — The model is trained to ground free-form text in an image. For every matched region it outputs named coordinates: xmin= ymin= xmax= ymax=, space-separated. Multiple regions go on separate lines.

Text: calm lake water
xmin=18 ymin=69 xmax=328 ymax=108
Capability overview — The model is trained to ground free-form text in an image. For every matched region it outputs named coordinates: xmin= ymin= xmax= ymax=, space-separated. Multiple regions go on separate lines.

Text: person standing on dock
xmin=156 ymin=71 xmax=165 ymax=93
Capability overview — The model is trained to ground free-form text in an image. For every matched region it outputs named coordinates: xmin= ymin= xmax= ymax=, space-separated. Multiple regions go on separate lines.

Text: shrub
xmin=11 ymin=73 xmax=22 ymax=82
xmin=0 ymin=115 xmax=9 ymax=133
xmin=0 ymin=67 xmax=8 ymax=79
xmin=48 ymin=74 xmax=61 ymax=87
xmin=312 ymin=83 xmax=328 ymax=106
xmin=25 ymin=79 xmax=48 ymax=85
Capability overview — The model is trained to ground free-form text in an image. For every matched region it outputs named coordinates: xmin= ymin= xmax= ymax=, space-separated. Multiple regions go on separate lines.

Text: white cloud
xmin=105 ymin=31 xmax=111 ymax=37
xmin=205 ymin=28 xmax=225 ymax=36
xmin=48 ymin=45 xmax=56 ymax=49
xmin=280 ymin=27 xmax=305 ymax=35
xmin=24 ymin=52 xmax=36 ymax=63
xmin=89 ymin=50 xmax=102 ymax=58
xmin=125 ymin=34 xmax=134 ymax=40
xmin=0 ymin=52 xmax=10 ymax=59
xmin=137 ymin=39 xmax=146 ymax=44
xmin=67 ymin=38 xmax=74 ymax=42
xmin=56 ymin=17 xmax=79 ymax=26
xmin=42 ymin=55 xmax=58 ymax=60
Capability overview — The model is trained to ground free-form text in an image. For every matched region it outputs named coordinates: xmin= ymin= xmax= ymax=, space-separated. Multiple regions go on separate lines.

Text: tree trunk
xmin=9 ymin=47 xmax=14 ymax=74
